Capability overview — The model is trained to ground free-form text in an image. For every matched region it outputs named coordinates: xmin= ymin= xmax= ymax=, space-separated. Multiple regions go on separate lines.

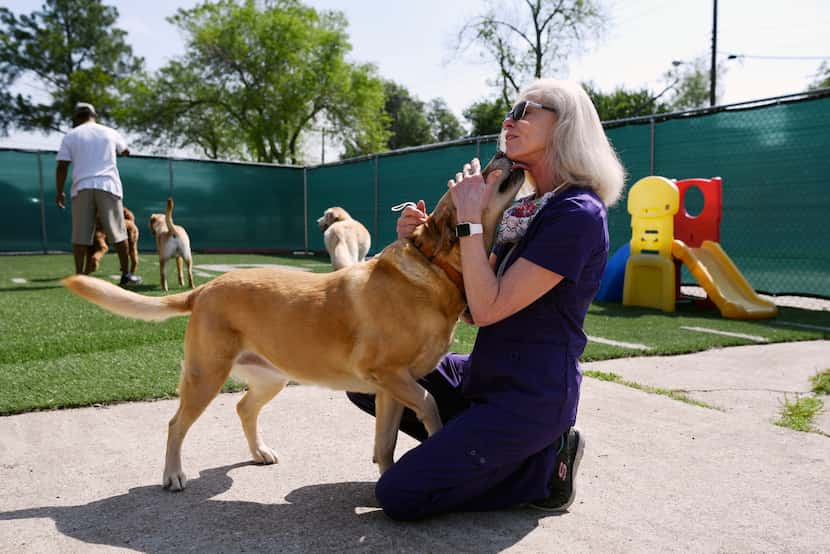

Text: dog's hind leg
xmin=331 ymin=242 xmax=351 ymax=270
xmin=176 ymin=256 xmax=185 ymax=286
xmin=232 ymin=352 xmax=288 ymax=464
xmin=185 ymin=257 xmax=194 ymax=289
xmin=373 ymin=392 xmax=404 ymax=474
xmin=163 ymin=323 xmax=239 ymax=491
xmin=159 ymin=258 xmax=168 ymax=292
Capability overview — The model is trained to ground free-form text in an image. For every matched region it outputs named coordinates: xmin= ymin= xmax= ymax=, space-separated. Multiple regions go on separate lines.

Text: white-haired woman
xmin=348 ymin=79 xmax=624 ymax=520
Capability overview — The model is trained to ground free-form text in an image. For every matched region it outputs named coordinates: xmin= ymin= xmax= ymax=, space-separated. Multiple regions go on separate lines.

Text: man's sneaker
xmin=528 ymin=428 xmax=585 ymax=512
xmin=119 ymin=273 xmax=143 ymax=287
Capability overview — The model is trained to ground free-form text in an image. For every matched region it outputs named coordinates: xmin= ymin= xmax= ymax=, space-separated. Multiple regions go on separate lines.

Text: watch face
xmin=456 ymin=223 xmax=469 ymax=237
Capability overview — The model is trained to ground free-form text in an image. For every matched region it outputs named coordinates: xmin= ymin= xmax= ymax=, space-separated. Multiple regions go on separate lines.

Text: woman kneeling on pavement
xmin=348 ymin=78 xmax=625 ymax=520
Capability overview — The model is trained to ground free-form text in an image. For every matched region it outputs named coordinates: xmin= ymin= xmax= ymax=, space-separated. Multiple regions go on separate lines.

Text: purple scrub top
xmin=462 ymin=186 xmax=609 ymax=426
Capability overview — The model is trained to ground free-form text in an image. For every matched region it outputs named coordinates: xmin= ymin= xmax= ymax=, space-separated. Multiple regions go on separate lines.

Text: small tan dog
xmin=316 ymin=207 xmax=371 ymax=269
xmin=63 ymin=153 xmax=524 ymax=491
xmin=149 ymin=197 xmax=194 ymax=292
xmin=85 ymin=207 xmax=139 ymax=275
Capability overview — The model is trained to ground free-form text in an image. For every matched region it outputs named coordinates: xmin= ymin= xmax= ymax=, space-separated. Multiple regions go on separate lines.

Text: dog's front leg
xmin=373 ymin=392 xmax=404 ymax=474
xmin=372 ymin=370 xmax=443 ymax=437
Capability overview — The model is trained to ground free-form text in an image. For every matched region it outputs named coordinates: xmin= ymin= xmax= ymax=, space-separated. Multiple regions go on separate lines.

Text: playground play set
xmin=596 ymin=176 xmax=778 ymax=320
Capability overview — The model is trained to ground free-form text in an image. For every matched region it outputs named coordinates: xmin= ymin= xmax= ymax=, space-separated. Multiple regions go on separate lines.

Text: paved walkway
xmin=1 ymin=341 xmax=828 ymax=553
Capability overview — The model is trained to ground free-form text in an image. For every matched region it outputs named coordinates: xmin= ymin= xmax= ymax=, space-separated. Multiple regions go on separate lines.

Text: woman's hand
xmin=396 ymin=199 xmax=427 ymax=239
xmin=448 ymin=158 xmax=503 ymax=223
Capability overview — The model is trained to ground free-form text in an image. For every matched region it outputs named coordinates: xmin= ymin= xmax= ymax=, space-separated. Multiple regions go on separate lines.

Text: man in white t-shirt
xmin=56 ymin=102 xmax=141 ymax=286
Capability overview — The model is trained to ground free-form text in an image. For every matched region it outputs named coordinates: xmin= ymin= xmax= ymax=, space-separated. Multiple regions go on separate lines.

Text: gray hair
xmin=499 ymin=79 xmax=625 ymax=207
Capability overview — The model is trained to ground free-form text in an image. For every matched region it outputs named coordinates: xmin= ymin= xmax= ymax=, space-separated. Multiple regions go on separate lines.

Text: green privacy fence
xmin=1 ymin=89 xmax=828 ymax=298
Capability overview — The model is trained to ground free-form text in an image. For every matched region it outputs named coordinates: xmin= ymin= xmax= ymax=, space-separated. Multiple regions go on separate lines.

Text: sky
xmin=1 ymin=0 xmax=828 ymax=159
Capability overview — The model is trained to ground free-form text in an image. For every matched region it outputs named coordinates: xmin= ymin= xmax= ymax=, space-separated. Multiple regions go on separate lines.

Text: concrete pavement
xmin=1 ymin=341 xmax=828 ymax=553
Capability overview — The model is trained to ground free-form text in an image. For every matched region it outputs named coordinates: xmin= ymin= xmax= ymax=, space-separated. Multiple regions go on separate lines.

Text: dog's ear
xmin=329 ymin=207 xmax=348 ymax=223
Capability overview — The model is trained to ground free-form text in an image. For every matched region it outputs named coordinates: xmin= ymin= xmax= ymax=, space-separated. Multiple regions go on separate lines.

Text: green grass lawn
xmin=1 ymin=252 xmax=828 ymax=415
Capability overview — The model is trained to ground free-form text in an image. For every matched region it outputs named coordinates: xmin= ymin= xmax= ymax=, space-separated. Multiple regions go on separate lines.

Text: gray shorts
xmin=71 ymin=189 xmax=127 ymax=246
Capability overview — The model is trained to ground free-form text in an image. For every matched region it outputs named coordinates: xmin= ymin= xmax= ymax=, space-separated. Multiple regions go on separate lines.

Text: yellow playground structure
xmin=621 ymin=176 xmax=777 ymax=320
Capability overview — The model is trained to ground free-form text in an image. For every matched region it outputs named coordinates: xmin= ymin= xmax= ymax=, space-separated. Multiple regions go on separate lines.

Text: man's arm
xmin=115 ymin=131 xmax=129 ymax=156
xmin=55 ymin=161 xmax=70 ymax=208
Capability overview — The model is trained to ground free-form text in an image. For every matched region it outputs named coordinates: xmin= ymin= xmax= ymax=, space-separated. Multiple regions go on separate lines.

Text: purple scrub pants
xmin=347 ymin=353 xmax=567 ymax=520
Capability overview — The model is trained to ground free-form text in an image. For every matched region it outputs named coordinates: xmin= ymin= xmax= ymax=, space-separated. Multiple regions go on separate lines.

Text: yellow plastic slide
xmin=671 ymin=240 xmax=778 ymax=320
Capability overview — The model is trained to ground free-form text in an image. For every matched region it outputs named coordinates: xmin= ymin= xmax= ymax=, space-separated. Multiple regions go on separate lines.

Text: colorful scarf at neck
xmin=496 ymin=184 xmax=566 ymax=245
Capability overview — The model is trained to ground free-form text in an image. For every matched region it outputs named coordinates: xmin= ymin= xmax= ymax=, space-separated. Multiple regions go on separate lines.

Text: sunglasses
xmin=504 ymin=100 xmax=557 ymax=121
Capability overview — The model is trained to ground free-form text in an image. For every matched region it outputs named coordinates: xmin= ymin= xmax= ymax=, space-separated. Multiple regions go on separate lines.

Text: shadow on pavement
xmin=0 ymin=462 xmax=546 ymax=552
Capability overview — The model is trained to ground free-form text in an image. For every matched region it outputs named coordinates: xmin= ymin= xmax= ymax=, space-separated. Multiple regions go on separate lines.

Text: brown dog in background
xmin=85 ymin=207 xmax=139 ymax=275
xmin=148 ymin=197 xmax=194 ymax=292
xmin=316 ymin=207 xmax=371 ymax=269
xmin=63 ymin=153 xmax=524 ymax=491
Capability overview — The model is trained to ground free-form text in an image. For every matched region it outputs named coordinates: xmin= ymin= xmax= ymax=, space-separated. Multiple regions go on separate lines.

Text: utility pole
xmin=710 ymin=0 xmax=718 ymax=106
xmin=321 ymin=127 xmax=326 ymax=164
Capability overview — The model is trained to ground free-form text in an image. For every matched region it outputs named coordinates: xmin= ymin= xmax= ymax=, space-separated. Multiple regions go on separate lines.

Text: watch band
xmin=456 ymin=222 xmax=483 ymax=237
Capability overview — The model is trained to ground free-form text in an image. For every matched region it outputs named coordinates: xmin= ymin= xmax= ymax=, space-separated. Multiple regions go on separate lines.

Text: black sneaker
xmin=528 ymin=428 xmax=585 ymax=512
xmin=119 ymin=273 xmax=143 ymax=287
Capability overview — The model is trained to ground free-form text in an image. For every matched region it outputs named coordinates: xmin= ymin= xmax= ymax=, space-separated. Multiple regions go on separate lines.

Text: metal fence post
xmin=303 ymin=166 xmax=309 ymax=253
xmin=168 ymin=158 xmax=174 ymax=198
xmin=649 ymin=118 xmax=656 ymax=175
xmin=37 ymin=152 xmax=48 ymax=253
xmin=476 ymin=137 xmax=481 ymax=160
xmin=373 ymin=155 xmax=379 ymax=244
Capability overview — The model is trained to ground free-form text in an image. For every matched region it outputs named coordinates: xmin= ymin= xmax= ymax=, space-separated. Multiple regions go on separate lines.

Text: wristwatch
xmin=455 ymin=222 xmax=483 ymax=237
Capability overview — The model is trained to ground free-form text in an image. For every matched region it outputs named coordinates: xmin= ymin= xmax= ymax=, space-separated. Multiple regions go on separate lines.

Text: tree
xmin=117 ymin=0 xmax=388 ymax=163
xmin=378 ymin=82 xmax=464 ymax=148
xmin=582 ymin=82 xmax=672 ymax=121
xmin=0 ymin=0 xmax=142 ymax=135
xmin=463 ymin=97 xmax=510 ymax=136
xmin=663 ymin=56 xmax=727 ymax=111
xmin=808 ymin=61 xmax=830 ymax=90
xmin=427 ymin=98 xmax=465 ymax=143
xmin=342 ymin=81 xmax=465 ymax=157
xmin=381 ymin=80 xmax=432 ymax=150
xmin=454 ymin=0 xmax=606 ymax=104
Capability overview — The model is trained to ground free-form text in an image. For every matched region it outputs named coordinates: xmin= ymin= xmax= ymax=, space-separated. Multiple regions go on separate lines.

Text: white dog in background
xmin=149 ymin=197 xmax=194 ymax=292
xmin=316 ymin=207 xmax=371 ymax=270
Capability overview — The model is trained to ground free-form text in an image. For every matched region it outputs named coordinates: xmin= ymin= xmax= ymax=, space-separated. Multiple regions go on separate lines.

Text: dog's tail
xmin=63 ymin=275 xmax=195 ymax=321
xmin=165 ymin=197 xmax=178 ymax=237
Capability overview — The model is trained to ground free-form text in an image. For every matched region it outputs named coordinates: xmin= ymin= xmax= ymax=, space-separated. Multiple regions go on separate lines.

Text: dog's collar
xmin=410 ymin=236 xmax=465 ymax=299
